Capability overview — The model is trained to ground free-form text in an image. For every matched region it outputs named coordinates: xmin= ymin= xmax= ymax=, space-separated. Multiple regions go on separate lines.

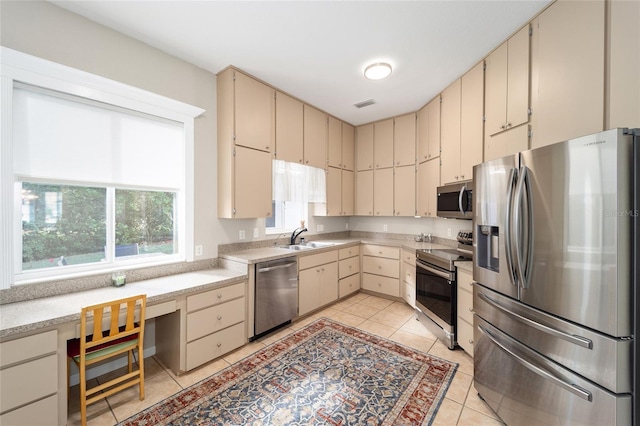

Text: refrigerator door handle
xmin=477 ymin=291 xmax=593 ymax=349
xmin=504 ymin=168 xmax=518 ymax=286
xmin=513 ymin=166 xmax=534 ymax=288
xmin=478 ymin=323 xmax=593 ymax=402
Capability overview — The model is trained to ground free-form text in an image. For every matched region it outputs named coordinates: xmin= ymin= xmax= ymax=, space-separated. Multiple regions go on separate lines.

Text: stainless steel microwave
xmin=437 ymin=181 xmax=473 ymax=219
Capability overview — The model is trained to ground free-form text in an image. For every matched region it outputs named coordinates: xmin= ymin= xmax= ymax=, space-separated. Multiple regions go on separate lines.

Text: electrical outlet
xmin=383 ymin=224 xmax=388 ymax=232
xmin=253 ymin=228 xmax=259 ymax=238
xmin=317 ymin=224 xmax=324 ymax=232
xmin=239 ymin=230 xmax=245 ymax=240
xmin=345 ymin=223 xmax=349 ymax=230
xmin=195 ymin=245 xmax=203 ymax=256
xmin=447 ymin=228 xmax=452 ymax=237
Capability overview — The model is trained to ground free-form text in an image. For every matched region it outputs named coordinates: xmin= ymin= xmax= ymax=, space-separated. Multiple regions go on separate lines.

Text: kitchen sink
xmin=279 ymin=244 xmax=314 ymax=250
xmin=305 ymin=241 xmax=336 ymax=248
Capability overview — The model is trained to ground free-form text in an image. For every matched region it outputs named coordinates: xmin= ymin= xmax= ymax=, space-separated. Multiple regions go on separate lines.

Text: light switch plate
xmin=239 ymin=230 xmax=245 ymax=240
xmin=253 ymin=228 xmax=259 ymax=238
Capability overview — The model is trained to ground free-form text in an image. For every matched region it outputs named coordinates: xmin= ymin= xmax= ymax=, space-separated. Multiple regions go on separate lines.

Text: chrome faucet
xmin=290 ymin=227 xmax=308 ymax=245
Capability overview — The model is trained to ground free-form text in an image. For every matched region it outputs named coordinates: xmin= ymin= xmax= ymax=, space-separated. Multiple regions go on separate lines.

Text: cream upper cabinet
xmin=233 ymin=70 xmax=275 ymax=153
xmin=342 ymin=123 xmax=355 ymax=171
xmin=394 ymin=113 xmax=416 ymax=167
xmin=356 ymin=169 xmax=373 ymax=215
xmin=327 ymin=116 xmax=342 ymax=168
xmin=373 ymin=168 xmax=394 ymax=216
xmin=485 ymin=24 xmax=530 ymax=137
xmin=217 ymin=68 xmax=273 ymax=218
xmin=303 ymin=104 xmax=327 ymax=169
xmin=394 ymin=165 xmax=416 ymax=217
xmin=325 ymin=166 xmax=342 ymax=216
xmin=374 ymin=119 xmax=394 ymax=169
xmin=417 ymin=96 xmax=441 ymax=163
xmin=275 ymin=91 xmax=303 ymax=163
xmin=417 ymin=158 xmax=440 ymax=217
xmin=342 ymin=170 xmax=354 ymax=216
xmin=356 ymin=123 xmax=374 ymax=171
xmin=460 ymin=61 xmax=485 ymax=181
xmin=440 ymin=78 xmax=462 ymax=185
xmin=608 ymin=0 xmax=640 ymax=129
xmin=531 ymin=0 xmax=605 ymax=148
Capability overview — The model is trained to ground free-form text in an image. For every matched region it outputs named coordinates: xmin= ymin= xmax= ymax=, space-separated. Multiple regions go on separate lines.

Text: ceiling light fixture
xmin=364 ymin=62 xmax=392 ymax=80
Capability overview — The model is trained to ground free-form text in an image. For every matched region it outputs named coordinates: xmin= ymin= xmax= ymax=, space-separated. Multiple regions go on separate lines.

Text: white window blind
xmin=272 ymin=159 xmax=326 ymax=203
xmin=13 ymin=86 xmax=184 ymax=189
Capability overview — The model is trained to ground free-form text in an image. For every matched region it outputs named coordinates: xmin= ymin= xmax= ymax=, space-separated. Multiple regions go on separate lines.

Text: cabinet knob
xmin=455 ymin=175 xmax=459 ymax=180
xmin=217 ymin=342 xmax=222 ymax=348
xmin=460 ymin=175 xmax=465 ymax=179
xmin=506 ymin=122 xmax=512 ymax=128
xmin=469 ymin=308 xmax=473 ymax=312
xmin=378 ymin=283 xmax=382 ymax=287
xmin=217 ymin=293 xmax=222 ymax=299
xmin=469 ymin=339 xmax=474 ymax=344
xmin=266 ymin=146 xmax=270 ymax=150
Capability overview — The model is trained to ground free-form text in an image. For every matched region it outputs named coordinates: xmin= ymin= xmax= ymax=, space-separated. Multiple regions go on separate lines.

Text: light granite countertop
xmin=219 ymin=238 xmax=452 ymax=264
xmin=455 ymin=260 xmax=473 ymax=274
xmin=0 ymin=268 xmax=246 ymax=338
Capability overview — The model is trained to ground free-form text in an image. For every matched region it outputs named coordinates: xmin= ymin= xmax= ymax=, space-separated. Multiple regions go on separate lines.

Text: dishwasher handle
xmin=257 ymin=262 xmax=297 ymax=273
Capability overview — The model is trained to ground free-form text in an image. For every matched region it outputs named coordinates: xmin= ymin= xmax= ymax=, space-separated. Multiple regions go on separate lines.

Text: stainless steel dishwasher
xmin=253 ymin=256 xmax=298 ymax=339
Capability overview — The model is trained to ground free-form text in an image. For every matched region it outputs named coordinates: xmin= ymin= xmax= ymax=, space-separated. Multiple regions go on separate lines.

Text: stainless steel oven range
xmin=415 ymin=243 xmax=471 ymax=349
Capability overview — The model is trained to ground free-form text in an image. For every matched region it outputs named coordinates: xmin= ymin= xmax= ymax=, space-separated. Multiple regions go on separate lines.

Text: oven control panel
xmin=457 ymin=230 xmax=473 ymax=245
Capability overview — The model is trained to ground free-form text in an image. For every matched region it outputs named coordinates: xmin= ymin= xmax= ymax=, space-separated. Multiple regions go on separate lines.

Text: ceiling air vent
xmin=354 ymin=99 xmax=376 ymax=109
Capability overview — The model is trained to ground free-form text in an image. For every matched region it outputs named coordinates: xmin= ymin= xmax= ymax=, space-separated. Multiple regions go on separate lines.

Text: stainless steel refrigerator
xmin=472 ymin=128 xmax=638 ymax=425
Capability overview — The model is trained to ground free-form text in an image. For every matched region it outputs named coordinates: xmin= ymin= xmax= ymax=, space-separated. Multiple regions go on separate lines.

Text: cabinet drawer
xmin=187 ymin=297 xmax=245 ymax=342
xmin=0 ymin=354 xmax=57 ymax=413
xmin=299 ymin=250 xmax=338 ymax=270
xmin=403 ymin=282 xmax=416 ymax=308
xmin=339 ymin=245 xmax=360 ymax=259
xmin=362 ymin=273 xmax=400 ymax=297
xmin=186 ymin=322 xmax=245 ymax=371
xmin=401 ymin=249 xmax=416 ymax=266
xmin=457 ymin=270 xmax=473 ymax=288
xmin=339 ymin=274 xmax=360 ymax=298
xmin=362 ymin=256 xmax=399 ymax=278
xmin=0 ymin=330 xmax=56 ymax=368
xmin=0 ymin=394 xmax=57 ymax=425
xmin=187 ymin=282 xmax=245 ymax=313
xmin=457 ymin=317 xmax=474 ymax=357
xmin=401 ymin=261 xmax=415 ymax=286
xmin=457 ymin=284 xmax=474 ymax=325
xmin=362 ymin=244 xmax=400 ymax=259
xmin=339 ymin=256 xmax=360 ymax=279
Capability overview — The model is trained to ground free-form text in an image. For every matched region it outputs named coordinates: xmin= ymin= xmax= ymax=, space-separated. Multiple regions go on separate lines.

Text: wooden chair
xmin=67 ymin=294 xmax=146 ymax=426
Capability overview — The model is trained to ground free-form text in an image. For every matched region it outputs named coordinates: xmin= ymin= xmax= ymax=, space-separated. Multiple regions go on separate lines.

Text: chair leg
xmin=67 ymin=357 xmax=70 ymax=402
xmin=79 ymin=359 xmax=87 ymax=426
xmin=138 ymin=347 xmax=145 ymax=401
xmin=128 ymin=350 xmax=133 ymax=374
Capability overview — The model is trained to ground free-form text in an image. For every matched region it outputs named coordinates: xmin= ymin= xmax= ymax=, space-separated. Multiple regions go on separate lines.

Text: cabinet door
xmin=485 ymin=124 xmax=529 ymax=162
xmin=235 ymin=71 xmax=274 ymax=152
xmin=507 ymin=25 xmax=531 ymax=130
xmin=418 ymin=97 xmax=441 ymax=163
xmin=275 ymin=91 xmax=303 ymax=163
xmin=374 ymin=119 xmax=394 ymax=169
xmin=460 ymin=61 xmax=484 ymax=181
xmin=609 ymin=0 xmax=640 ymax=129
xmin=303 ymin=105 xmax=327 ymax=169
xmin=440 ymin=79 xmax=462 ymax=185
xmin=393 ymin=165 xmax=415 ymax=217
xmin=531 ymin=0 xmax=605 ymax=147
xmin=341 ymin=170 xmax=355 ymax=216
xmin=319 ymin=262 xmax=338 ymax=306
xmin=327 ymin=116 xmax=342 ymax=168
xmin=325 ymin=166 xmax=341 ymax=216
xmin=485 ymin=41 xmax=508 ymax=137
xmin=356 ymin=123 xmax=374 ymax=171
xmin=234 ymin=145 xmax=272 ymax=218
xmin=342 ymin=123 xmax=355 ymax=170
xmin=394 ymin=113 xmax=416 ymax=167
xmin=417 ymin=158 xmax=440 ymax=217
xmin=373 ymin=168 xmax=394 ymax=216
xmin=356 ymin=169 xmax=373 ymax=216
xmin=299 ymin=267 xmax=321 ymax=316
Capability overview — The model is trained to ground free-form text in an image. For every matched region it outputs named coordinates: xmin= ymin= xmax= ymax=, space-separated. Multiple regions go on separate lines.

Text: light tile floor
xmin=68 ymin=292 xmax=504 ymax=425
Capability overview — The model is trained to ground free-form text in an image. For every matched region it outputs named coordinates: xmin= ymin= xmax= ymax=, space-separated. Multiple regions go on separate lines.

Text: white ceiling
xmin=50 ymin=0 xmax=552 ymax=126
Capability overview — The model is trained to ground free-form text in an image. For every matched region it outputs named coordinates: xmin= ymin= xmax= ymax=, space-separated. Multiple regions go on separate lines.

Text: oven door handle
xmin=416 ymin=262 xmax=453 ymax=281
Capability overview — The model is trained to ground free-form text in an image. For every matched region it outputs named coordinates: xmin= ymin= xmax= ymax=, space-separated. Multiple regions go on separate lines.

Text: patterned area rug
xmin=119 ymin=318 xmax=458 ymax=425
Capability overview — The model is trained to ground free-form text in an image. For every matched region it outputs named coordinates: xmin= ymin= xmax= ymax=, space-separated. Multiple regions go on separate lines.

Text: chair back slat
xmin=126 ymin=300 xmax=136 ymax=331
xmin=91 ymin=309 xmax=104 ymax=343
xmin=109 ymin=303 xmax=120 ymax=336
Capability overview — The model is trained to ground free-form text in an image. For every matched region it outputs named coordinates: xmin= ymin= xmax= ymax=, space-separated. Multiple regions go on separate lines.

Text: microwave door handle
xmin=504 ymin=168 xmax=518 ymax=286
xmin=458 ymin=185 xmax=467 ymax=215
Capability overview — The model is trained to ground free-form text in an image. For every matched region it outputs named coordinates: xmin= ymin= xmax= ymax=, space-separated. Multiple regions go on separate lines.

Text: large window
xmin=1 ymin=47 xmax=203 ymax=287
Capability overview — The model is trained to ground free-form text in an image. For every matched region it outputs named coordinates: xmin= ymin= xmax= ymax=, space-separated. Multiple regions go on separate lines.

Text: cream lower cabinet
xmin=299 ymin=250 xmax=338 ymax=316
xmin=401 ymin=249 xmax=416 ymax=308
xmin=0 ymin=330 xmax=58 ymax=425
xmin=156 ymin=281 xmax=246 ymax=374
xmin=456 ymin=269 xmax=474 ymax=357
xmin=362 ymin=244 xmax=400 ymax=297
xmin=338 ymin=245 xmax=361 ymax=298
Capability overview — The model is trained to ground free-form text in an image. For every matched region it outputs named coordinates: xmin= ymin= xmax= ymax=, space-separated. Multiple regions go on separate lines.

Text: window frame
xmin=0 ymin=47 xmax=204 ymax=288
